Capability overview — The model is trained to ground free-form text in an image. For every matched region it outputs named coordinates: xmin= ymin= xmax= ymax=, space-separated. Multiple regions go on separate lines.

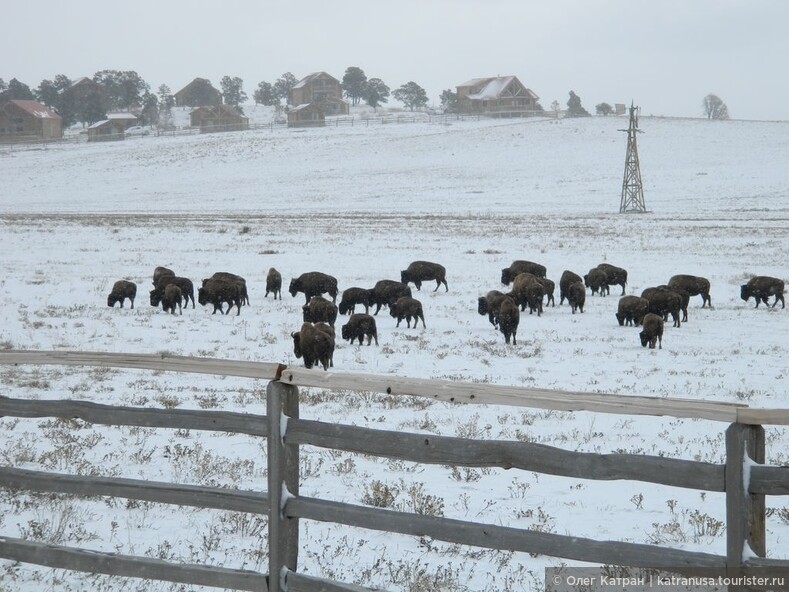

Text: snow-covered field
xmin=1 ymin=115 xmax=788 ymax=591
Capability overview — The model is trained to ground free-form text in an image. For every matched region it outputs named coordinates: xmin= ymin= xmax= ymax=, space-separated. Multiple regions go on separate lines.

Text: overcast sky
xmin=3 ymin=0 xmax=788 ymax=120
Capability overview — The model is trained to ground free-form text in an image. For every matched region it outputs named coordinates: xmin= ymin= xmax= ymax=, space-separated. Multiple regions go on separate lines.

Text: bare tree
xmin=703 ymin=94 xmax=729 ymax=120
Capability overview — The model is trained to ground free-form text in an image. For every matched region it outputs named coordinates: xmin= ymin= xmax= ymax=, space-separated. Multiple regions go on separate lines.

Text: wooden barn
xmin=86 ymin=113 xmax=138 ymax=142
xmin=290 ymin=72 xmax=349 ymax=116
xmin=190 ymin=105 xmax=249 ymax=132
xmin=287 ymin=103 xmax=325 ymax=128
xmin=0 ymin=100 xmax=62 ymax=142
xmin=174 ymin=78 xmax=223 ymax=107
xmin=456 ymin=76 xmax=539 ymax=116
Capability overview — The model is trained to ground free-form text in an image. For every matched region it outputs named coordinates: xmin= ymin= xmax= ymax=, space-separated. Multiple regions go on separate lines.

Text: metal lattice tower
xmin=619 ymin=103 xmax=647 ymax=213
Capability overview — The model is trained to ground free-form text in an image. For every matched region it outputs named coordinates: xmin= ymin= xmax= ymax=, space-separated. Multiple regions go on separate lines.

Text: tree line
xmin=0 ymin=70 xmax=731 ymax=128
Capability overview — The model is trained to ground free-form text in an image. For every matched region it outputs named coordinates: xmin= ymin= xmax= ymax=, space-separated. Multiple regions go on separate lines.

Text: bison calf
xmin=498 ymin=296 xmax=520 ymax=345
xmin=161 ymin=284 xmax=183 ymax=316
xmin=639 ymin=313 xmax=664 ymax=349
xmin=389 ymin=296 xmax=426 ymax=329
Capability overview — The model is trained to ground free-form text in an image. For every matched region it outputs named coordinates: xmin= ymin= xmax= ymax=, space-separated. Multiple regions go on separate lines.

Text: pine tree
xmin=221 ymin=76 xmax=247 ymax=109
xmin=273 ymin=73 xmax=298 ymax=105
xmin=341 ymin=67 xmax=367 ymax=106
xmin=566 ymin=91 xmax=590 ymax=117
xmin=253 ymin=81 xmax=276 ymax=106
xmin=440 ymin=89 xmax=457 ymax=113
xmin=363 ymin=78 xmax=389 ymax=109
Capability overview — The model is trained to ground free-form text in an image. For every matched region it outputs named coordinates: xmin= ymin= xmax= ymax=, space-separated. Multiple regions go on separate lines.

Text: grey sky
xmin=3 ymin=0 xmax=788 ymax=120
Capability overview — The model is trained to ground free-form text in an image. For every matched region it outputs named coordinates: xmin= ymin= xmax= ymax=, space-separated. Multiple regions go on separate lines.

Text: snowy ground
xmin=1 ymin=114 xmax=788 ymax=591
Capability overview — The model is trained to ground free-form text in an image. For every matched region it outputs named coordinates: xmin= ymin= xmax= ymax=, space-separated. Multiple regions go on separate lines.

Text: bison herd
xmin=107 ymin=259 xmax=785 ymax=366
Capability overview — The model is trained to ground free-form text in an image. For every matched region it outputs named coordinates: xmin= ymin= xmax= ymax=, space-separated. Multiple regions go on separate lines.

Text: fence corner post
xmin=267 ymin=379 xmax=300 ymax=592
xmin=725 ymin=422 xmax=766 ymax=580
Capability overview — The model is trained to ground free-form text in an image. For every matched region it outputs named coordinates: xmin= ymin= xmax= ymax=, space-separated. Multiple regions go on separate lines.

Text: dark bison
xmin=498 ymin=296 xmax=520 ymax=345
xmin=668 ymin=274 xmax=711 ymax=308
xmin=368 ymin=280 xmax=412 ymax=315
xmin=265 ymin=268 xmax=282 ymax=300
xmin=659 ymin=284 xmax=690 ymax=323
xmin=616 ymin=295 xmax=649 ymax=326
xmin=302 ymin=296 xmax=339 ymax=327
xmin=151 ymin=275 xmax=195 ymax=309
xmin=341 ymin=313 xmax=378 ymax=346
xmin=741 ymin=276 xmax=785 ymax=309
xmin=501 ymin=260 xmax=547 ymax=285
xmin=559 ymin=270 xmax=583 ymax=305
xmin=292 ymin=322 xmax=335 ymax=371
xmin=538 ymin=277 xmax=556 ymax=307
xmin=478 ymin=290 xmax=508 ymax=328
xmin=401 ymin=261 xmax=448 ymax=292
xmin=339 ymin=287 xmax=372 ymax=315
xmin=596 ymin=263 xmax=628 ymax=296
xmin=389 ymin=296 xmax=426 ymax=329
xmin=161 ymin=284 xmax=183 ymax=316
xmin=152 ymin=266 xmax=174 ymax=286
xmin=639 ymin=313 xmax=665 ymax=349
xmin=567 ymin=281 xmax=586 ymax=314
xmin=107 ymin=280 xmax=137 ymax=309
xmin=198 ymin=278 xmax=243 ymax=315
xmin=584 ymin=268 xmax=610 ymax=297
xmin=210 ymin=272 xmax=249 ymax=305
xmin=289 ymin=271 xmax=338 ymax=304
xmin=641 ymin=287 xmax=682 ymax=328
xmin=510 ymin=272 xmax=542 ymax=313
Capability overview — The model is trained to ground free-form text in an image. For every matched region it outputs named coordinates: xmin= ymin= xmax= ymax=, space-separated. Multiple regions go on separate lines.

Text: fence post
xmin=725 ymin=423 xmax=765 ymax=580
xmin=266 ymin=380 xmax=300 ymax=592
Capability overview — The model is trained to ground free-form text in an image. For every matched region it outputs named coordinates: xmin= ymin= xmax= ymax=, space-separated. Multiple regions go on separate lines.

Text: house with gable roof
xmin=290 ymin=72 xmax=349 ymax=116
xmin=0 ymin=100 xmax=62 ymax=141
xmin=456 ymin=76 xmax=539 ymax=116
xmin=174 ymin=78 xmax=223 ymax=107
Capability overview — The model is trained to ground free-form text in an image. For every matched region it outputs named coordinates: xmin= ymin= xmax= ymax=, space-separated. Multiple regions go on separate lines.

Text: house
xmin=290 ymin=72 xmax=349 ymax=116
xmin=174 ymin=78 xmax=223 ymax=107
xmin=456 ymin=76 xmax=539 ymax=116
xmin=287 ymin=103 xmax=325 ymax=128
xmin=86 ymin=113 xmax=138 ymax=142
xmin=189 ymin=105 xmax=249 ymax=132
xmin=0 ymin=100 xmax=62 ymax=142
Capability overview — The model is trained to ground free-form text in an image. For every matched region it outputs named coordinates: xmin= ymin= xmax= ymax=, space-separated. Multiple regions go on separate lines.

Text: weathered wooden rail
xmin=1 ymin=350 xmax=789 ymax=591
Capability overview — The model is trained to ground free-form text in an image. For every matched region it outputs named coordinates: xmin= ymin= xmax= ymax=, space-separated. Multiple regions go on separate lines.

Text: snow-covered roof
xmin=458 ymin=76 xmax=539 ymax=101
xmin=289 ymin=103 xmax=317 ymax=113
xmin=88 ymin=120 xmax=111 ymax=129
xmin=7 ymin=100 xmax=61 ymax=120
xmin=107 ymin=113 xmax=137 ymax=121
xmin=292 ymin=72 xmax=338 ymax=90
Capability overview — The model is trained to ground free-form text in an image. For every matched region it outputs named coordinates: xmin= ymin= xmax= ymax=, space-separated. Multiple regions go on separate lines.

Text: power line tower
xmin=619 ymin=103 xmax=647 ymax=213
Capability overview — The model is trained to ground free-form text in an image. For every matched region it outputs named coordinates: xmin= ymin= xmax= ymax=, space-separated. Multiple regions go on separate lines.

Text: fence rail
xmin=1 ymin=350 xmax=788 ymax=591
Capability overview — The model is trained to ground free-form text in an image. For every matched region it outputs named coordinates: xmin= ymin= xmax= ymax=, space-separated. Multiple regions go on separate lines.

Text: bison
xmin=107 ymin=280 xmax=137 ymax=309
xmin=389 ymin=296 xmax=426 ymax=328
xmin=341 ymin=313 xmax=378 ymax=346
xmin=151 ymin=275 xmax=195 ymax=309
xmin=509 ymin=272 xmax=542 ymax=312
xmin=289 ymin=271 xmax=338 ymax=304
xmin=501 ymin=260 xmax=547 ymax=285
xmin=292 ymin=322 xmax=335 ymax=371
xmin=559 ymin=270 xmax=583 ymax=305
xmin=641 ymin=286 xmax=682 ymax=328
xmin=639 ymin=313 xmax=665 ymax=349
xmin=668 ymin=274 xmax=712 ymax=308
xmin=265 ymin=268 xmax=282 ymax=300
xmin=152 ymin=266 xmax=174 ymax=286
xmin=616 ymin=295 xmax=650 ymax=326
xmin=302 ymin=295 xmax=339 ymax=327
xmin=596 ymin=263 xmax=628 ymax=296
xmin=478 ymin=290 xmax=508 ymax=328
xmin=498 ymin=296 xmax=520 ymax=345
xmin=401 ymin=261 xmax=448 ymax=292
xmin=339 ymin=287 xmax=372 ymax=315
xmin=368 ymin=280 xmax=412 ymax=315
xmin=740 ymin=276 xmax=785 ymax=309
xmin=198 ymin=278 xmax=242 ymax=315
xmin=584 ymin=268 xmax=610 ymax=297
xmin=538 ymin=277 xmax=556 ymax=307
xmin=210 ymin=272 xmax=249 ymax=305
xmin=161 ymin=284 xmax=183 ymax=316
xmin=567 ymin=281 xmax=586 ymax=314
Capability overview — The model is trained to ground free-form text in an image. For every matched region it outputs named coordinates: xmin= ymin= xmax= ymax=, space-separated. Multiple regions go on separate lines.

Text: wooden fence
xmin=1 ymin=350 xmax=788 ymax=591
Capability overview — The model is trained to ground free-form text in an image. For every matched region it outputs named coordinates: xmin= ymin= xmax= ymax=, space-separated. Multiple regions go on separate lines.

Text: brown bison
xmin=616 ymin=295 xmax=649 ymax=326
xmin=107 ymin=280 xmax=137 ymax=309
xmin=265 ymin=268 xmax=282 ymax=300
xmin=302 ymin=296 xmax=339 ymax=327
xmin=478 ymin=290 xmax=508 ymax=328
xmin=339 ymin=287 xmax=372 ymax=315
xmin=596 ymin=263 xmax=628 ymax=296
xmin=559 ymin=270 xmax=583 ymax=305
xmin=401 ymin=261 xmax=448 ymax=292
xmin=152 ymin=266 xmax=174 ymax=286
xmin=292 ymin=322 xmax=335 ymax=371
xmin=341 ymin=314 xmax=378 ymax=346
xmin=151 ymin=276 xmax=195 ymax=309
xmin=498 ymin=296 xmax=520 ymax=345
xmin=198 ymin=278 xmax=243 ymax=315
xmin=639 ymin=313 xmax=664 ymax=349
xmin=368 ymin=280 xmax=412 ymax=315
xmin=161 ymin=284 xmax=183 ymax=316
xmin=389 ymin=296 xmax=426 ymax=328
xmin=741 ymin=276 xmax=785 ymax=309
xmin=501 ymin=260 xmax=547 ymax=285
xmin=210 ymin=272 xmax=249 ymax=305
xmin=567 ymin=281 xmax=586 ymax=314
xmin=289 ymin=271 xmax=338 ymax=304
xmin=641 ymin=287 xmax=682 ymax=328
xmin=668 ymin=274 xmax=711 ymax=308
xmin=584 ymin=268 xmax=610 ymax=297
